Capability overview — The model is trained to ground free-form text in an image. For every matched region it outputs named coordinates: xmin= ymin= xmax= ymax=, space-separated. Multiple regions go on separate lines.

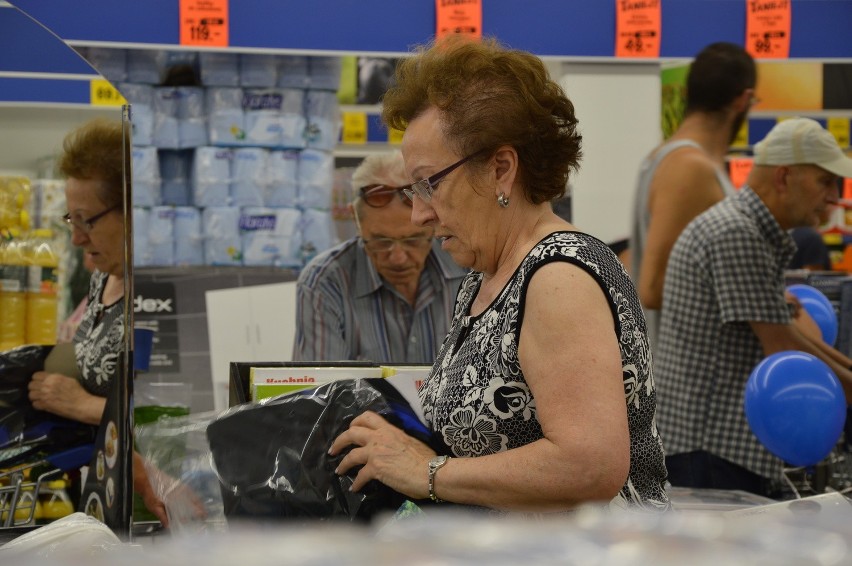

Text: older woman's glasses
xmin=361 ymin=235 xmax=433 ymax=254
xmin=359 ymin=184 xmax=411 ymax=208
xmin=62 ymin=205 xmax=120 ymax=233
xmin=403 ymin=152 xmax=479 ymax=203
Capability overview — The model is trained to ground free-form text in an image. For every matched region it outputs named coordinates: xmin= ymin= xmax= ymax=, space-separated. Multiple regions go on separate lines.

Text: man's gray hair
xmin=350 ymin=150 xmax=408 ymax=192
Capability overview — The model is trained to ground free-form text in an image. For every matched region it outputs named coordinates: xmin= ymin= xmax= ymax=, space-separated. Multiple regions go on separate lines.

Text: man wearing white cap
xmin=655 ymin=117 xmax=852 ymax=498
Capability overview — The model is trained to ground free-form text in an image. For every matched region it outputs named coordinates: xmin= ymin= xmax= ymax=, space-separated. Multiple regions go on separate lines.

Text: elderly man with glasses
xmin=292 ymin=151 xmax=467 ymax=363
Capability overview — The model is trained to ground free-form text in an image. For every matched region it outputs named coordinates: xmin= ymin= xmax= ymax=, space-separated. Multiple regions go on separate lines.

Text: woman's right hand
xmin=28 ymin=371 xmax=106 ymax=425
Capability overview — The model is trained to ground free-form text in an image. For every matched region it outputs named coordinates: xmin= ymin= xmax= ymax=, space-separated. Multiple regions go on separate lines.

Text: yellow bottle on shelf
xmin=0 ymin=229 xmax=28 ymax=350
xmin=26 ymin=228 xmax=59 ymax=346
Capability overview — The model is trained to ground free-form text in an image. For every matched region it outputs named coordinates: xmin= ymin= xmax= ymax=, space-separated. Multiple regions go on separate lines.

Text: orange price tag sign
xmin=728 ymin=157 xmax=754 ymax=190
xmin=844 ymin=178 xmax=852 ymax=201
xmin=435 ymin=0 xmax=482 ymax=39
xmin=180 ymin=0 xmax=229 ymax=47
xmin=745 ymin=1 xmax=790 ymax=59
xmin=615 ymin=0 xmax=661 ymax=58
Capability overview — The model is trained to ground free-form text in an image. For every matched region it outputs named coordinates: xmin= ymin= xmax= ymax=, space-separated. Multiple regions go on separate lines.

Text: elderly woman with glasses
xmin=27 ymin=118 xmax=170 ymax=525
xmin=330 ymin=36 xmax=669 ymax=511
xmin=292 ymin=150 xmax=467 ymax=363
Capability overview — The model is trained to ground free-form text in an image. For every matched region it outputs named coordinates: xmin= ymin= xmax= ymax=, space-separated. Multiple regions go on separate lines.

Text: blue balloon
xmin=786 ymin=284 xmax=838 ymax=346
xmin=745 ymin=351 xmax=846 ymax=467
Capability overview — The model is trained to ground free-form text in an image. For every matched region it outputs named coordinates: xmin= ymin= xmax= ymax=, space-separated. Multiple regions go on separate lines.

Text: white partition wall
xmin=558 ymin=63 xmax=662 ymax=245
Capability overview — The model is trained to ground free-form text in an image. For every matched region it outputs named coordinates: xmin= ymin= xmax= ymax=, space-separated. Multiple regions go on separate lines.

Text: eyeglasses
xmin=359 ymin=184 xmax=411 ymax=208
xmin=62 ymin=205 xmax=120 ymax=233
xmin=403 ymin=151 xmax=480 ymax=203
xmin=361 ymin=235 xmax=433 ymax=254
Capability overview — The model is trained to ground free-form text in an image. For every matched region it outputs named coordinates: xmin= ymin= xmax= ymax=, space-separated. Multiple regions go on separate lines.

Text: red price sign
xmin=745 ymin=1 xmax=790 ymax=59
xmin=435 ymin=0 xmax=482 ymax=39
xmin=615 ymin=0 xmax=661 ymax=58
xmin=180 ymin=0 xmax=229 ymax=47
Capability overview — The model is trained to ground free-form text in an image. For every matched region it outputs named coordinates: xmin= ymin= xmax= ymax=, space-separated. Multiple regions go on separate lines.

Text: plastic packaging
xmin=0 ymin=230 xmax=28 ymax=350
xmin=25 ymin=229 xmax=59 ymax=346
xmin=205 ymin=378 xmax=435 ymax=523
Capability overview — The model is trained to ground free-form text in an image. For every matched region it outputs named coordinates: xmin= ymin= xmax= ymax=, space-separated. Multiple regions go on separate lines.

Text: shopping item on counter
xmin=202 ymin=207 xmax=242 ymax=266
xmin=205 ymin=378 xmax=437 ymax=522
xmin=192 ymin=147 xmax=232 ymax=207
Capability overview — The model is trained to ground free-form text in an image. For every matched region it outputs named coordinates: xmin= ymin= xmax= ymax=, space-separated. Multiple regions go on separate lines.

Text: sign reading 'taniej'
xmin=180 ymin=0 xmax=229 ymax=48
xmin=435 ymin=0 xmax=482 ymax=39
xmin=745 ymin=0 xmax=791 ymax=59
xmin=615 ymin=0 xmax=661 ymax=58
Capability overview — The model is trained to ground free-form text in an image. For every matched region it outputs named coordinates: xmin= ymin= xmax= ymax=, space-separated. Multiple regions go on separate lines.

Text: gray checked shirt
xmin=655 ymin=185 xmax=797 ymax=482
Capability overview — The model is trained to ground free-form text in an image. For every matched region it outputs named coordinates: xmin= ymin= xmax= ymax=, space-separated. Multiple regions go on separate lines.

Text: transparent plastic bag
xmin=135 ymin=411 xmax=227 ymax=535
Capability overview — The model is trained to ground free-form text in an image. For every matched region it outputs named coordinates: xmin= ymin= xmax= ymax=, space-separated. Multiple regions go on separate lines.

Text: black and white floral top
xmin=419 ymin=231 xmax=669 ymax=510
xmin=73 ymin=270 xmax=124 ymax=397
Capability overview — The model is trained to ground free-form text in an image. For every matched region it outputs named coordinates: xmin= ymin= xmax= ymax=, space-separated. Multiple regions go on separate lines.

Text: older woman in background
xmin=331 ymin=36 xmax=668 ymax=511
xmin=27 ymin=118 xmax=168 ymax=525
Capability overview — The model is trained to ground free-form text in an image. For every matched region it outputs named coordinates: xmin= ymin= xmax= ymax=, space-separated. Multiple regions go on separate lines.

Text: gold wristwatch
xmin=428 ymin=455 xmax=449 ymax=502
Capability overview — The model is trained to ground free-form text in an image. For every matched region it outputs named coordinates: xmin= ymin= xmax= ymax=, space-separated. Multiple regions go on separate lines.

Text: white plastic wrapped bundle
xmin=239 ymin=207 xmax=301 ymax=267
xmin=277 ymin=55 xmax=310 ymax=89
xmin=242 ymin=89 xmax=283 ymax=147
xmin=148 ymin=207 xmax=176 ymax=266
xmin=152 ymin=87 xmax=181 ymax=149
xmin=265 ymin=150 xmax=299 ymax=207
xmin=133 ymin=207 xmax=151 ymax=267
xmin=304 ymin=90 xmax=341 ymax=151
xmin=177 ymin=87 xmax=208 ymax=148
xmin=199 ymin=52 xmax=240 ymax=86
xmin=206 ymin=87 xmax=246 ymax=146
xmin=84 ymin=47 xmax=127 ymax=83
xmin=297 ymin=149 xmax=334 ymax=210
xmin=299 ymin=208 xmax=337 ymax=263
xmin=278 ymin=88 xmax=307 ymax=149
xmin=30 ymin=180 xmax=66 ymax=231
xmin=239 ymin=53 xmax=278 ymax=87
xmin=231 ymin=148 xmax=268 ymax=206
xmin=202 ymin=206 xmax=242 ymax=265
xmin=159 ymin=150 xmax=193 ymax=206
xmin=130 ymin=146 xmax=161 ymax=208
xmin=308 ymin=56 xmax=343 ymax=91
xmin=173 ymin=206 xmax=204 ymax=266
xmin=126 ymin=49 xmax=163 ymax=84
xmin=192 ymin=147 xmax=231 ymax=207
xmin=119 ymin=83 xmax=155 ymax=146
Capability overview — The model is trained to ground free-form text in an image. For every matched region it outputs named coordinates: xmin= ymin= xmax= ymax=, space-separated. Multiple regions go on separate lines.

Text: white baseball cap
xmin=753 ymin=117 xmax=852 ymax=178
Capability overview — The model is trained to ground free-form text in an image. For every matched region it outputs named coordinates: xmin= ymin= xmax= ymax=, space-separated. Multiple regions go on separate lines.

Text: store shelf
xmin=9 ymin=0 xmax=852 ymax=60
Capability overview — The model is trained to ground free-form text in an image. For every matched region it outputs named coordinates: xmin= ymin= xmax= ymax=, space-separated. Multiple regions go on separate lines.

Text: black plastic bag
xmin=0 ymin=344 xmax=96 ymax=459
xmin=206 ymin=378 xmax=438 ymax=523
